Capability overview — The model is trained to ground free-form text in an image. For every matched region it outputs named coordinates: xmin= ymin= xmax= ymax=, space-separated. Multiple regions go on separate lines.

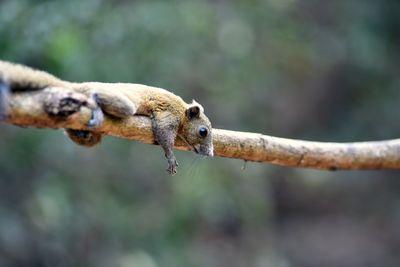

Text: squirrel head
xmin=180 ymin=100 xmax=214 ymax=157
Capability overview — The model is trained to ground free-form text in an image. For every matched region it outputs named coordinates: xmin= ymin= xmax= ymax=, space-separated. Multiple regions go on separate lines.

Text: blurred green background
xmin=1 ymin=0 xmax=400 ymax=266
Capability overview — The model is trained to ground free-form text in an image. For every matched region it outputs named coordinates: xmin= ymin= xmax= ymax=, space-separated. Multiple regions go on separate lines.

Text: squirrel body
xmin=0 ymin=60 xmax=213 ymax=174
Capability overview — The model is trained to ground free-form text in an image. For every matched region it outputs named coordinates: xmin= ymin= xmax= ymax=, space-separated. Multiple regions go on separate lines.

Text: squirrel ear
xmin=186 ymin=104 xmax=200 ymax=119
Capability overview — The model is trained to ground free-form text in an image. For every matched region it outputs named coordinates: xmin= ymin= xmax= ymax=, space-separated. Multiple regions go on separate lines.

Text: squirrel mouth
xmin=177 ymin=134 xmax=212 ymax=156
xmin=178 ymin=134 xmax=199 ymax=154
xmin=194 ymin=144 xmax=214 ymax=157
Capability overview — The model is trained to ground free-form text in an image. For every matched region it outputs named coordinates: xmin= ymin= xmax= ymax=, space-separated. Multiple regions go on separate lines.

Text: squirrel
xmin=0 ymin=60 xmax=214 ymax=174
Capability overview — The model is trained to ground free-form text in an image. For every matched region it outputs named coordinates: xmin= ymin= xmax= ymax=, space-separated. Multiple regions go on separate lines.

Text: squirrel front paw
xmin=167 ymin=157 xmax=179 ymax=175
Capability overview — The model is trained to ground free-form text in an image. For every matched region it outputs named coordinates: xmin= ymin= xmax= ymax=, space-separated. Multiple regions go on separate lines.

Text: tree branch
xmin=2 ymin=87 xmax=400 ymax=170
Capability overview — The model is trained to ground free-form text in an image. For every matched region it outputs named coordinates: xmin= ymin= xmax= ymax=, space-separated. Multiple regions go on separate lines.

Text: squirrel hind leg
xmin=62 ymin=92 xmax=107 ymax=148
xmin=64 ymin=129 xmax=102 ymax=147
xmin=94 ymin=91 xmax=137 ymax=119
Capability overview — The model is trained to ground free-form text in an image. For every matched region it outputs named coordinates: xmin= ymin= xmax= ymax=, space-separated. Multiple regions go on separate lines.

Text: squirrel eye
xmin=199 ymin=127 xmax=208 ymax=137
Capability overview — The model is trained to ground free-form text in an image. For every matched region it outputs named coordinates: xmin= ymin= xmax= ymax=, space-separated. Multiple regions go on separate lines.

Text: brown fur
xmin=0 ymin=60 xmax=213 ymax=174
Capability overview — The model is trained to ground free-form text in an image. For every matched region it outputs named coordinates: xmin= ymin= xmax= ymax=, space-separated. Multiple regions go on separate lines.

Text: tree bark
xmin=2 ymin=88 xmax=400 ymax=170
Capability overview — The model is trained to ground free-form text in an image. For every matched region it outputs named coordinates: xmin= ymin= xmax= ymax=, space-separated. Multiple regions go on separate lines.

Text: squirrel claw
xmin=166 ymin=158 xmax=179 ymax=175
xmin=0 ymin=79 xmax=9 ymax=120
xmin=87 ymin=107 xmax=103 ymax=128
xmin=87 ymin=93 xmax=104 ymax=128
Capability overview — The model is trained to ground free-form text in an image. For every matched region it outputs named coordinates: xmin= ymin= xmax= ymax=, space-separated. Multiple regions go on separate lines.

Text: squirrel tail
xmin=0 ymin=60 xmax=64 ymax=92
